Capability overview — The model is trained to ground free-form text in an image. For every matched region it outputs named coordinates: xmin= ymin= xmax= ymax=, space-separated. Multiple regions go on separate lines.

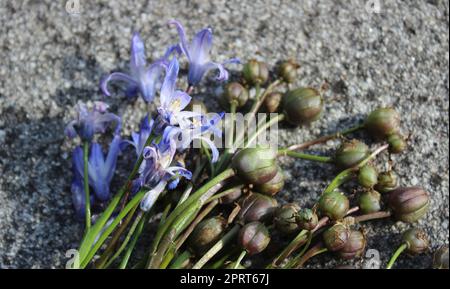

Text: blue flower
xmin=177 ymin=112 xmax=224 ymax=162
xmin=65 ymin=101 xmax=121 ymax=142
xmin=100 ymin=32 xmax=179 ymax=102
xmin=122 ymin=114 xmax=154 ymax=157
xmin=168 ymin=20 xmax=239 ymax=87
xmin=155 ymin=57 xmax=197 ymax=132
xmin=138 ymin=126 xmax=192 ymax=211
xmin=71 ymin=176 xmax=95 ymax=220
xmin=72 ymin=134 xmax=122 ymax=201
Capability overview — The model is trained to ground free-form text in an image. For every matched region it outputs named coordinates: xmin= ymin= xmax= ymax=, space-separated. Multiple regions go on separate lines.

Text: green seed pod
xmin=223 ymin=82 xmax=249 ymax=108
xmin=388 ymin=133 xmax=407 ymax=154
xmin=231 ymin=147 xmax=278 ymax=185
xmin=238 ymin=221 xmax=271 ymax=255
xmin=282 ymin=87 xmax=324 ymax=125
xmin=358 ymin=190 xmax=381 ymax=214
xmin=296 ymin=208 xmax=319 ymax=231
xmin=402 ymin=228 xmax=429 ymax=255
xmin=277 ymin=59 xmax=300 ymax=83
xmin=338 ymin=230 xmax=367 ymax=260
xmin=388 ymin=187 xmax=430 ymax=223
xmin=255 ymin=167 xmax=285 ymax=196
xmin=334 ymin=139 xmax=370 ymax=169
xmin=238 ymin=193 xmax=278 ymax=223
xmin=264 ymin=92 xmax=282 ymax=113
xmin=186 ymin=99 xmax=208 ymax=114
xmin=243 ymin=59 xmax=269 ymax=85
xmin=188 ymin=216 xmax=227 ymax=254
xmin=365 ymin=108 xmax=401 ymax=139
xmin=274 ymin=203 xmax=301 ymax=235
xmin=358 ymin=165 xmax=378 ymax=188
xmin=375 ymin=170 xmax=398 ymax=193
xmin=433 ymin=246 xmax=449 ymax=269
xmin=323 ymin=224 xmax=350 ymax=252
xmin=225 ymin=262 xmax=246 ymax=269
xmin=318 ymin=191 xmax=350 ymax=220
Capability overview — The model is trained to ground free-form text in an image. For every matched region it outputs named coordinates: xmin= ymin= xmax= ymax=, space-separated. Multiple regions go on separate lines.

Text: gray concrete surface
xmin=0 ymin=0 xmax=448 ymax=268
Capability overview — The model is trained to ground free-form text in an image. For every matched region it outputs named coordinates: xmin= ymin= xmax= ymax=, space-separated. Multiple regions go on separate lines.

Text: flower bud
xmin=388 ymin=187 xmax=430 ymax=223
xmin=318 ymin=191 xmax=350 ymax=220
xmin=238 ymin=193 xmax=278 ymax=223
xmin=375 ymin=170 xmax=398 ymax=193
xmin=334 ymin=139 xmax=370 ymax=169
xmin=277 ymin=59 xmax=300 ymax=83
xmin=338 ymin=230 xmax=366 ymax=260
xmin=243 ymin=59 xmax=269 ymax=85
xmin=365 ymin=108 xmax=400 ymax=139
xmin=274 ymin=203 xmax=300 ymax=235
xmin=238 ymin=221 xmax=271 ymax=255
xmin=358 ymin=164 xmax=378 ymax=188
xmin=323 ymin=224 xmax=350 ymax=251
xmin=264 ymin=92 xmax=282 ymax=113
xmin=433 ymin=246 xmax=449 ymax=269
xmin=232 ymin=147 xmax=278 ymax=185
xmin=358 ymin=190 xmax=381 ymax=214
xmin=282 ymin=87 xmax=323 ymax=125
xmin=296 ymin=208 xmax=319 ymax=231
xmin=255 ymin=167 xmax=285 ymax=196
xmin=189 ymin=216 xmax=227 ymax=253
xmin=186 ymin=99 xmax=208 ymax=114
xmin=402 ymin=228 xmax=429 ymax=255
xmin=223 ymin=82 xmax=249 ymax=108
xmin=388 ymin=133 xmax=407 ymax=154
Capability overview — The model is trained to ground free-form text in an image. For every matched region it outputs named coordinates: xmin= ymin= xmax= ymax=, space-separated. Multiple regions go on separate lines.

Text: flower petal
xmin=140 ymin=181 xmax=167 ymax=212
xmin=160 ymin=58 xmax=179 ymax=107
xmin=100 ymin=72 xmax=138 ymax=97
xmin=168 ymin=20 xmax=191 ymax=60
xmin=130 ymin=32 xmax=147 ymax=72
xmin=190 ymin=28 xmax=213 ymax=65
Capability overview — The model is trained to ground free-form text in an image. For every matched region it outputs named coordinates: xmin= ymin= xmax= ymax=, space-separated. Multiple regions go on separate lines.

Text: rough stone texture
xmin=0 ymin=0 xmax=448 ymax=268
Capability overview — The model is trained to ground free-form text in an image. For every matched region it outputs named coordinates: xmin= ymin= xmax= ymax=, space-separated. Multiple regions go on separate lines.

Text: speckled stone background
xmin=0 ymin=0 xmax=448 ymax=268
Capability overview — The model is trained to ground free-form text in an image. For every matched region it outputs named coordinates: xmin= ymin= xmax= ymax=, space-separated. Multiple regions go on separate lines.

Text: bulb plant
xmin=63 ymin=20 xmax=436 ymax=270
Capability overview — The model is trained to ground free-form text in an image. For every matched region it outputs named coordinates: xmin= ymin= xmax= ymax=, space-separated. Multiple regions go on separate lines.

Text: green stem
xmin=95 ymin=203 xmax=139 ymax=268
xmin=284 ymin=124 xmax=365 ymax=152
xmin=249 ymin=80 xmax=281 ymax=115
xmin=242 ymin=114 xmax=285 ymax=149
xmin=76 ymin=134 xmax=155 ymax=266
xmin=234 ymin=250 xmax=247 ymax=269
xmin=148 ymin=168 xmax=235 ymax=261
xmin=386 ymin=243 xmax=407 ymax=269
xmin=102 ymin=211 xmax=144 ymax=268
xmin=83 ymin=141 xmax=91 ymax=232
xmin=205 ymin=184 xmax=244 ymax=205
xmin=192 ymin=224 xmax=240 ymax=269
xmin=294 ymin=243 xmax=328 ymax=268
xmin=279 ymin=150 xmax=332 ymax=163
xmin=285 ymin=232 xmax=313 ymax=269
xmin=169 ymin=250 xmax=192 ymax=269
xmin=79 ymin=189 xmax=147 ymax=268
xmin=119 ymin=211 xmax=149 ymax=269
xmin=227 ymin=102 xmax=237 ymax=150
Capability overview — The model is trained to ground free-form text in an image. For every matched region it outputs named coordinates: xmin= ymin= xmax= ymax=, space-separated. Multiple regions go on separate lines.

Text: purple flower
xmin=138 ymin=126 xmax=192 ymax=211
xmin=100 ymin=32 xmax=179 ymax=102
xmin=71 ymin=176 xmax=95 ymax=220
xmin=177 ymin=112 xmax=224 ymax=162
xmin=155 ymin=57 xmax=197 ymax=132
xmin=168 ymin=20 xmax=239 ymax=86
xmin=122 ymin=114 xmax=154 ymax=157
xmin=73 ymin=134 xmax=122 ymax=201
xmin=65 ymin=101 xmax=121 ymax=142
